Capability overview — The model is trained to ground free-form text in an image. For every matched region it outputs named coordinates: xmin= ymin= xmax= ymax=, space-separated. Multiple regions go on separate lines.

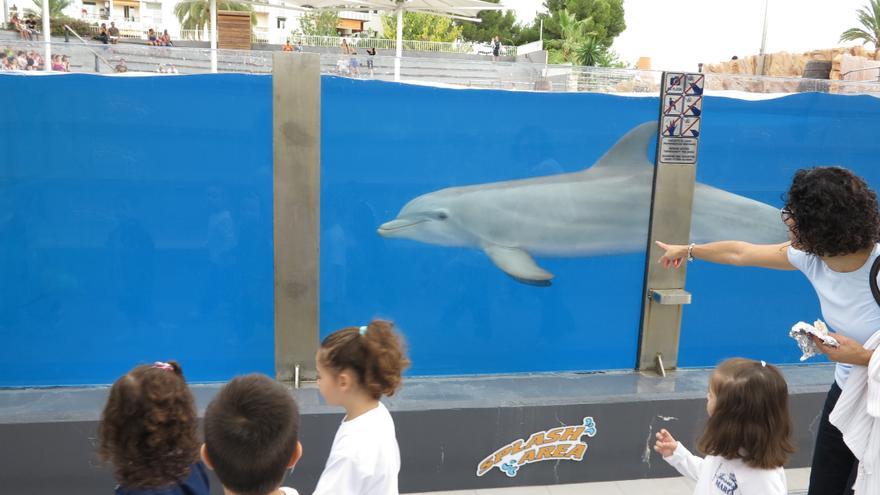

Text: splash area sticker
xmin=476 ymin=417 xmax=597 ymax=477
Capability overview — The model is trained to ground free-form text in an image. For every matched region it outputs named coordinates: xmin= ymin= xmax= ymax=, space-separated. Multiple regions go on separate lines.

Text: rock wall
xmin=704 ymin=45 xmax=878 ymax=79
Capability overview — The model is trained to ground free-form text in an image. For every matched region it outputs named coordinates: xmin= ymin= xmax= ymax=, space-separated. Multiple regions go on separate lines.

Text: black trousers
xmin=808 ymin=382 xmax=858 ymax=495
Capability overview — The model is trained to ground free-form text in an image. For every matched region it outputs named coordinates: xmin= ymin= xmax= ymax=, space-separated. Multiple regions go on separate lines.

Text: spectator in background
xmin=35 ymin=52 xmax=45 ymax=70
xmin=340 ymin=38 xmax=350 ymax=55
xmin=62 ymin=55 xmax=70 ymax=71
xmin=349 ymin=48 xmax=359 ymax=76
xmin=160 ymin=30 xmax=173 ymax=47
xmin=282 ymin=39 xmax=294 ymax=52
xmin=12 ymin=14 xmax=29 ymax=40
xmin=108 ymin=22 xmax=120 ymax=44
xmin=492 ymin=35 xmax=501 ymax=61
xmin=147 ymin=28 xmax=158 ymax=46
xmin=51 ymin=55 xmax=64 ymax=71
xmin=25 ymin=15 xmax=37 ymax=40
xmin=295 ymin=39 xmax=303 ymax=52
xmin=115 ymin=59 xmax=127 ymax=73
xmin=366 ymin=47 xmax=375 ymax=76
xmin=96 ymin=23 xmax=110 ymax=44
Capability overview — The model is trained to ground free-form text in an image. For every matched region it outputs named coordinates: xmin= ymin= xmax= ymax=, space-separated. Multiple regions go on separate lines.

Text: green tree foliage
xmin=840 ymin=0 xmax=880 ymax=56
xmin=30 ymin=0 xmax=70 ymax=18
xmin=534 ymin=0 xmax=626 ymax=67
xmin=382 ymin=11 xmax=462 ymax=42
xmin=539 ymin=0 xmax=624 ymax=46
xmin=457 ymin=0 xmax=520 ymax=44
xmin=173 ymin=0 xmax=254 ymax=36
xmin=298 ymin=10 xmax=339 ymax=36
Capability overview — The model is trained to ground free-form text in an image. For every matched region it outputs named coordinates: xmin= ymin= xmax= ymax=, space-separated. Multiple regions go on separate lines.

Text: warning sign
xmin=662 ymin=116 xmax=681 ymax=137
xmin=657 ymin=70 xmax=702 ymax=165
xmin=665 ymin=73 xmax=685 ymax=94
xmin=685 ymin=74 xmax=704 ymax=96
xmin=684 ymin=96 xmax=702 ymax=117
xmin=660 ymin=137 xmax=698 ymax=164
xmin=681 ymin=117 xmax=700 ymax=138
xmin=664 ymin=94 xmax=684 ymax=115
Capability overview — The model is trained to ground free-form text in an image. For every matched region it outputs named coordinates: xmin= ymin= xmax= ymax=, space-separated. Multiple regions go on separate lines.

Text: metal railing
xmin=293 ymin=34 xmax=517 ymax=56
xmin=3 ymin=38 xmax=880 ymax=97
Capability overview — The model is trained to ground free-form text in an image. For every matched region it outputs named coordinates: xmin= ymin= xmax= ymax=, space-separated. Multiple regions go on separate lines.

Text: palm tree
xmin=575 ymin=36 xmax=603 ymax=66
xmin=556 ymin=9 xmax=596 ymax=63
xmin=174 ymin=0 xmax=254 ymax=40
xmin=30 ymin=0 xmax=71 ymax=18
xmin=840 ymin=0 xmax=880 ymax=57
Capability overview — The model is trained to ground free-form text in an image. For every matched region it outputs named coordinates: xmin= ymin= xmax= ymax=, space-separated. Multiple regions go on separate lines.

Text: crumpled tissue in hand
xmin=790 ymin=320 xmax=840 ymax=362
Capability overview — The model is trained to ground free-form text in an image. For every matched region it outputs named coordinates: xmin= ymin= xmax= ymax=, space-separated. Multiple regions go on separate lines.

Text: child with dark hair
xmin=654 ymin=358 xmax=794 ymax=494
xmin=313 ymin=319 xmax=411 ymax=495
xmin=202 ymin=374 xmax=302 ymax=495
xmin=98 ymin=361 xmax=209 ymax=495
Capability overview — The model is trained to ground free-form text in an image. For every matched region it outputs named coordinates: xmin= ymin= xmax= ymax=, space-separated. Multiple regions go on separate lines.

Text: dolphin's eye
xmin=436 ymin=212 xmax=448 ymax=220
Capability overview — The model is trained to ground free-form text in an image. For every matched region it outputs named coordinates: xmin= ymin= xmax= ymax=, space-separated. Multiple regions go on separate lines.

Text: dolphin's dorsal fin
xmin=482 ymin=243 xmax=554 ymax=287
xmin=591 ymin=121 xmax=656 ymax=170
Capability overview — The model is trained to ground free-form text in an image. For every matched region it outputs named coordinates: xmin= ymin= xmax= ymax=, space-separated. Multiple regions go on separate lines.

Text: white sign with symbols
xmin=684 ymin=96 xmax=702 ymax=117
xmin=665 ymin=73 xmax=685 ymax=94
xmin=658 ymin=71 xmax=702 ymax=165
xmin=663 ymin=94 xmax=684 ymax=115
xmin=660 ymin=137 xmax=698 ymax=164
xmin=661 ymin=116 xmax=681 ymax=137
xmin=685 ymin=74 xmax=705 ymax=95
xmin=681 ymin=117 xmax=700 ymax=138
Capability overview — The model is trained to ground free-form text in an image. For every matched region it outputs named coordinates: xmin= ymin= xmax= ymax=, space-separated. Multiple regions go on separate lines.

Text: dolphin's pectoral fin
xmin=482 ymin=244 xmax=554 ymax=286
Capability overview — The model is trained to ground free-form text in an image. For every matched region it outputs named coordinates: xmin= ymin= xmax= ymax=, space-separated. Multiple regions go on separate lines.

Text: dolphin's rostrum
xmin=378 ymin=122 xmax=788 ymax=286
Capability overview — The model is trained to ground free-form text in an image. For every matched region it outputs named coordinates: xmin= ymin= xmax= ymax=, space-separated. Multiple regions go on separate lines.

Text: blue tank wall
xmin=0 ymin=74 xmax=275 ymax=386
xmin=321 ymin=78 xmax=653 ymax=375
xmin=3 ymin=74 xmax=877 ymax=386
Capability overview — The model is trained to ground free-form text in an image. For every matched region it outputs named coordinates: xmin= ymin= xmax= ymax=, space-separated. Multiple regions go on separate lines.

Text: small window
xmin=277 ymin=17 xmax=286 ymax=29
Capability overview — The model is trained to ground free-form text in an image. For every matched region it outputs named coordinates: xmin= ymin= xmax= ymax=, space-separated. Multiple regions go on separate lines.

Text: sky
xmin=498 ymin=0 xmax=873 ymax=71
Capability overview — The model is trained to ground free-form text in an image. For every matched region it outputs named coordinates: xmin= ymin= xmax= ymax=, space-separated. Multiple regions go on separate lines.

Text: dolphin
xmin=378 ymin=122 xmax=788 ymax=286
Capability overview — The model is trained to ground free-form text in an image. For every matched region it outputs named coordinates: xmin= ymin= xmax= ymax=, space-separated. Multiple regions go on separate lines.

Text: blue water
xmin=2 ymin=74 xmax=879 ymax=385
xmin=0 ymin=74 xmax=274 ymax=386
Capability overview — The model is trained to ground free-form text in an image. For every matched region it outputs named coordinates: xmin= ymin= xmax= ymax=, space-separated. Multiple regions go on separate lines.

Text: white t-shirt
xmin=664 ymin=443 xmax=786 ymax=495
xmin=312 ymin=402 xmax=401 ymax=495
xmin=788 ymin=244 xmax=880 ymax=386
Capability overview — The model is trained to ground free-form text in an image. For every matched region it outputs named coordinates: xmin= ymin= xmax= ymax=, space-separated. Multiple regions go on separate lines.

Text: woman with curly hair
xmin=98 ymin=361 xmax=209 ymax=495
xmin=657 ymin=166 xmax=880 ymax=495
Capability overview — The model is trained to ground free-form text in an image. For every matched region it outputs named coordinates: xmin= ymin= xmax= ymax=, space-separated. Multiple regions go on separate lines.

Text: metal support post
xmin=638 ymin=72 xmax=705 ymax=374
xmin=272 ymin=52 xmax=321 ymax=382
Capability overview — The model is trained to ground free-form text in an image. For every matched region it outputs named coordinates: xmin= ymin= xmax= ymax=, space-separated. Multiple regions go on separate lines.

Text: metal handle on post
xmin=650 ymin=289 xmax=692 ymax=306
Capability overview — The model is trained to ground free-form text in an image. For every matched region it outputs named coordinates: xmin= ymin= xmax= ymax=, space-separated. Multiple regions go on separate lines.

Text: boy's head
xmin=203 ymin=374 xmax=302 ymax=495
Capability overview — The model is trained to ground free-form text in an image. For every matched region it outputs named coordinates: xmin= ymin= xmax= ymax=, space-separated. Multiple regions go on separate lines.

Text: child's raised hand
xmin=653 ymin=428 xmax=678 ymax=458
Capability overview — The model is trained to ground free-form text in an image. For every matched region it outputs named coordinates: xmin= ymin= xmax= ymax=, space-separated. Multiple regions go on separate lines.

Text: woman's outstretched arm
xmin=656 ymin=241 xmax=796 ymax=271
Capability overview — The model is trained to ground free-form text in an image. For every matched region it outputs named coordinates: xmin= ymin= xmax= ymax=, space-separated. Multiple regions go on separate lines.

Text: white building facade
xmin=5 ymin=0 xmax=381 ymax=45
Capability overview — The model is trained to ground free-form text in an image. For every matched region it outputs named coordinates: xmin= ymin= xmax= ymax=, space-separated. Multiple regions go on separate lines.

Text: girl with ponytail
xmin=313 ymin=320 xmax=411 ymax=495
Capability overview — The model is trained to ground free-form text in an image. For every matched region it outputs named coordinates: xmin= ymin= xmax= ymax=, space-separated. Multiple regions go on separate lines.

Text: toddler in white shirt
xmin=655 ymin=358 xmax=793 ymax=495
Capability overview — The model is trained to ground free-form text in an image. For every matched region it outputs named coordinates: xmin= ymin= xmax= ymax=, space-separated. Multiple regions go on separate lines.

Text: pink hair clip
xmin=152 ymin=361 xmax=174 ymax=371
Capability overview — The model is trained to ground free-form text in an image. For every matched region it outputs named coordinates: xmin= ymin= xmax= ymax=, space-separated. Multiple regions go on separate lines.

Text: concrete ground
xmin=409 ymin=467 xmax=811 ymax=495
